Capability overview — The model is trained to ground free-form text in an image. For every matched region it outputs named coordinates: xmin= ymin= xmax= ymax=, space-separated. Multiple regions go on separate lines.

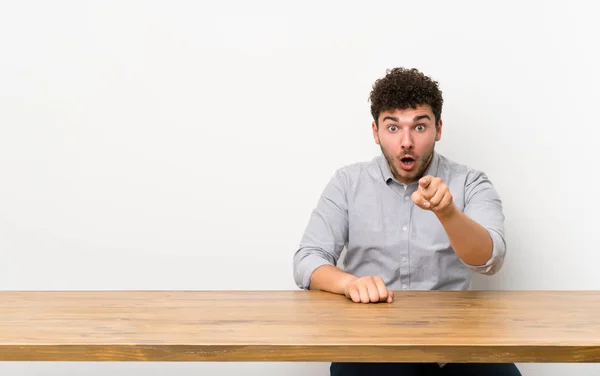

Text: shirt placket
xmin=397 ymin=184 xmax=414 ymax=291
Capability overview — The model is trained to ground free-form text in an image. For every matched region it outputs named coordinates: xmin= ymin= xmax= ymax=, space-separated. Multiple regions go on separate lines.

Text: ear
xmin=372 ymin=121 xmax=380 ymax=145
xmin=435 ymin=119 xmax=443 ymax=142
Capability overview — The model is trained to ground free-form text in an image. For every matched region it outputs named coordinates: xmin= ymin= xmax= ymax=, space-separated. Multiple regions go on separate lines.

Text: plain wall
xmin=1 ymin=1 xmax=598 ymax=375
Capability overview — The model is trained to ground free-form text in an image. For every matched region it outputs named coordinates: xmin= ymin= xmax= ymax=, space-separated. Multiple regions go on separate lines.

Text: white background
xmin=1 ymin=1 xmax=598 ymax=375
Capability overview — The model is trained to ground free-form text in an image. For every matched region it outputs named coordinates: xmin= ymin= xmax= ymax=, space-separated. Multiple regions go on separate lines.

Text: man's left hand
xmin=411 ymin=176 xmax=455 ymax=216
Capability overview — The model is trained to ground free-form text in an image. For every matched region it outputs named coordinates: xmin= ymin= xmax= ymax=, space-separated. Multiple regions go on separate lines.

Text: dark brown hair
xmin=369 ymin=67 xmax=443 ymax=127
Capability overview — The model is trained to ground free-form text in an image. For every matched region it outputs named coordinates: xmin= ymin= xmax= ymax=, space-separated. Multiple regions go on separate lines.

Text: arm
xmin=293 ymin=169 xmax=350 ymax=290
xmin=435 ymin=205 xmax=493 ymax=266
xmin=293 ymin=169 xmax=394 ymax=303
xmin=458 ymin=170 xmax=506 ymax=274
xmin=309 ymin=265 xmax=357 ymax=295
xmin=412 ymin=172 xmax=506 ymax=275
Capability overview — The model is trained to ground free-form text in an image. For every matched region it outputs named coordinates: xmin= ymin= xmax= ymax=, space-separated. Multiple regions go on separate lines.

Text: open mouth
xmin=399 ymin=156 xmax=416 ymax=170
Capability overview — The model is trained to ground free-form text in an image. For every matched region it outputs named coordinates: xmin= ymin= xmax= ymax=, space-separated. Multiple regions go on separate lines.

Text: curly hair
xmin=369 ymin=67 xmax=443 ymax=127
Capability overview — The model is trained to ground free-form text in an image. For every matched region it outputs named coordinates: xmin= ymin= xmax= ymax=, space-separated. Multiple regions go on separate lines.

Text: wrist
xmin=435 ymin=203 xmax=459 ymax=221
xmin=341 ymin=275 xmax=358 ymax=295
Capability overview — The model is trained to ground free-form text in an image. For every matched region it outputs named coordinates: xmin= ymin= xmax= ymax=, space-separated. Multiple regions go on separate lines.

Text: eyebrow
xmin=382 ymin=114 xmax=431 ymax=123
xmin=413 ymin=115 xmax=431 ymax=122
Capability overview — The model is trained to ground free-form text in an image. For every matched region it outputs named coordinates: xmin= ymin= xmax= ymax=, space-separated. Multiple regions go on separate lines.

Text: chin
xmin=403 ymin=170 xmax=422 ymax=182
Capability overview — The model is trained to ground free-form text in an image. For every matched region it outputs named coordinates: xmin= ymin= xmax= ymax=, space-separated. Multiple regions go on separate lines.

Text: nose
xmin=400 ymin=130 xmax=414 ymax=150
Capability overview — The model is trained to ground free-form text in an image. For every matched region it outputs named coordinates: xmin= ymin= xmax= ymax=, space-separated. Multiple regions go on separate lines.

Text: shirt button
xmin=402 ymin=226 xmax=407 ymax=231
xmin=402 ymin=257 xmax=407 ymax=262
xmin=402 ymin=285 xmax=408 ymax=289
xmin=404 ymin=196 xmax=409 ymax=201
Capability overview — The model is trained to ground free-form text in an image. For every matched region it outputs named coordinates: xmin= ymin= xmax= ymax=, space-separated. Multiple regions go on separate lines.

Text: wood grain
xmin=0 ymin=290 xmax=598 ymax=362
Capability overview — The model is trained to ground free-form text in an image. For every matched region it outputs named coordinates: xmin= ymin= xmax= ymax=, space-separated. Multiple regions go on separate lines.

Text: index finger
xmin=419 ymin=176 xmax=431 ymax=188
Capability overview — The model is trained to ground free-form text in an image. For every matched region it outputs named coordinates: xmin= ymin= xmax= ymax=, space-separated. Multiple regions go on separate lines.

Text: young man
xmin=292 ymin=68 xmax=521 ymax=376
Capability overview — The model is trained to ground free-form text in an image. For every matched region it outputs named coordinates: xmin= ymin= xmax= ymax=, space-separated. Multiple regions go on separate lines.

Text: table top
xmin=0 ymin=290 xmax=599 ymax=362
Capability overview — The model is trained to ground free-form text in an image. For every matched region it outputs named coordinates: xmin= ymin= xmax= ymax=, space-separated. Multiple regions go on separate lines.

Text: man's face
xmin=372 ymin=105 xmax=442 ymax=184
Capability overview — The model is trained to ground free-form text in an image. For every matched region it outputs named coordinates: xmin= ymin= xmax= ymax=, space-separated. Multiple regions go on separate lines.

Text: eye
xmin=415 ymin=124 xmax=425 ymax=131
xmin=388 ymin=125 xmax=398 ymax=132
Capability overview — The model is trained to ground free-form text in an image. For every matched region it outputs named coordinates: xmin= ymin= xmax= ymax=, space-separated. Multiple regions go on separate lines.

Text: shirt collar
xmin=376 ymin=150 xmax=441 ymax=186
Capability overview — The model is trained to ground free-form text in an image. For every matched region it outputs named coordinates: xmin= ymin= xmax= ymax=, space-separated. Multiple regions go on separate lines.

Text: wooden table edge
xmin=1 ymin=344 xmax=598 ymax=362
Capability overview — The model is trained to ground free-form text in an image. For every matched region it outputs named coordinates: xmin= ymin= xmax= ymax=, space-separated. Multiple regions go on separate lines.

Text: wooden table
xmin=0 ymin=290 xmax=598 ymax=362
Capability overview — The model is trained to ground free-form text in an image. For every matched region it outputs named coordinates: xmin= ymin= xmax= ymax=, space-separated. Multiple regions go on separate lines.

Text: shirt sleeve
xmin=293 ymin=169 xmax=349 ymax=290
xmin=461 ymin=170 xmax=507 ymax=275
